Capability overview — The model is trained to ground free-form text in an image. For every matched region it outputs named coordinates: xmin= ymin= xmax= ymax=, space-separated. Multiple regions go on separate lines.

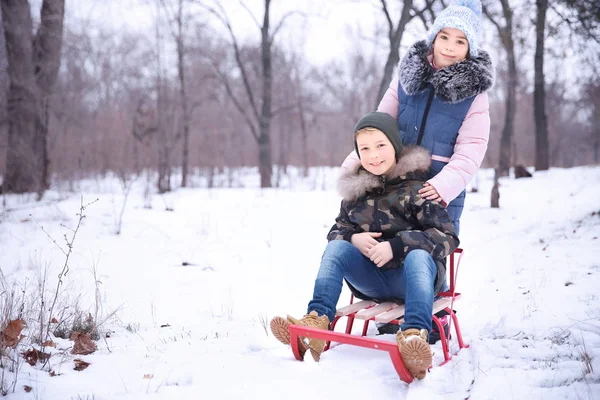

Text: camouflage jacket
xmin=328 ymin=146 xmax=459 ymax=295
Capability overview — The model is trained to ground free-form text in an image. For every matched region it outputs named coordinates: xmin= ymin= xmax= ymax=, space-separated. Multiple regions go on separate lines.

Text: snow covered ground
xmin=0 ymin=165 xmax=599 ymax=399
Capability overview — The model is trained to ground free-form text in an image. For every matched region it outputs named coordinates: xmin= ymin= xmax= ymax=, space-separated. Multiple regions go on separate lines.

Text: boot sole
xmin=399 ymin=339 xmax=432 ymax=379
xmin=270 ymin=316 xmax=307 ymax=359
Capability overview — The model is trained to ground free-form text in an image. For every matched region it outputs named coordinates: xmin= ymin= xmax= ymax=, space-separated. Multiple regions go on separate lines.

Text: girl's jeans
xmin=307 ymin=240 xmax=438 ymax=333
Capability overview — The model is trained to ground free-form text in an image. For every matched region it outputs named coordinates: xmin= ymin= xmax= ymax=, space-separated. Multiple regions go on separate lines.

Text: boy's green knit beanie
xmin=353 ymin=112 xmax=403 ymax=161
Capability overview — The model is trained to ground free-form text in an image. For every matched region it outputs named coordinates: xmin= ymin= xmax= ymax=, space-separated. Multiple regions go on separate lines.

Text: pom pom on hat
xmin=426 ymin=0 xmax=482 ymax=58
xmin=455 ymin=0 xmax=482 ymax=16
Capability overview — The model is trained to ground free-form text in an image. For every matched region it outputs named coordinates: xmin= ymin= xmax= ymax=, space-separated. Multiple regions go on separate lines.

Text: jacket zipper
xmin=374 ymin=197 xmax=381 ymax=232
xmin=374 ymin=175 xmax=387 ymax=232
xmin=416 ymin=86 xmax=435 ymax=146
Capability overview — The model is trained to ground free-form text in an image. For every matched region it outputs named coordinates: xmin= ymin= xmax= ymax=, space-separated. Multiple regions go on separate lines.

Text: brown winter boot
xmin=396 ymin=328 xmax=432 ymax=379
xmin=270 ymin=311 xmax=330 ymax=362
xmin=270 ymin=316 xmax=308 ymax=360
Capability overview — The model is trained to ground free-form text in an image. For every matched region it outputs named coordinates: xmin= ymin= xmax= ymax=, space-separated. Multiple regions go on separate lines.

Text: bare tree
xmin=290 ymin=61 xmax=310 ymax=176
xmin=491 ymin=168 xmax=500 ymax=208
xmin=580 ymin=60 xmax=600 ymax=164
xmin=555 ymin=0 xmax=600 ymax=43
xmin=175 ymin=1 xmax=192 ymax=188
xmin=374 ymin=0 xmax=414 ymax=107
xmin=374 ymin=0 xmax=440 ymax=107
xmin=1 ymin=0 xmax=65 ymax=196
xmin=202 ymin=0 xmax=299 ymax=188
xmin=533 ymin=0 xmax=549 ymax=171
xmin=483 ymin=0 xmax=517 ymax=176
xmin=160 ymin=0 xmax=194 ymax=187
xmin=0 ymin=6 xmax=6 ymax=90
xmin=587 ymin=82 xmax=600 ymax=164
xmin=0 ymin=8 xmax=9 ymax=181
xmin=316 ymin=48 xmax=381 ymax=124
xmin=151 ymin=0 xmax=184 ymax=193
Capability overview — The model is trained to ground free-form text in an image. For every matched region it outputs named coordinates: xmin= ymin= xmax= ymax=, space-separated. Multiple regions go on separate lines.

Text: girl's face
xmin=356 ymin=129 xmax=397 ymax=176
xmin=432 ymin=27 xmax=469 ymax=68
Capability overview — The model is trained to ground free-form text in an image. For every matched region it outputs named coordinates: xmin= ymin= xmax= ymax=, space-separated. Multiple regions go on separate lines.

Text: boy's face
xmin=433 ymin=27 xmax=469 ymax=68
xmin=356 ymin=129 xmax=397 ymax=176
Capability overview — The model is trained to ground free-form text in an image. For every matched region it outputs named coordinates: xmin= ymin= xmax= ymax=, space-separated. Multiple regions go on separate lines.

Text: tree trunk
xmin=291 ymin=64 xmax=310 ymax=177
xmin=497 ymin=1 xmax=517 ymax=176
xmin=176 ymin=0 xmax=191 ymax=188
xmin=374 ymin=0 xmax=413 ymax=108
xmin=0 ymin=7 xmax=6 ymax=90
xmin=154 ymin=0 xmax=172 ymax=194
xmin=534 ymin=0 xmax=549 ymax=171
xmin=259 ymin=0 xmax=273 ymax=188
xmin=298 ymin=98 xmax=309 ymax=177
xmin=34 ymin=0 xmax=64 ymax=195
xmin=2 ymin=0 xmax=38 ymax=192
xmin=595 ymin=126 xmax=599 ymax=163
xmin=591 ymin=91 xmax=599 ymax=163
xmin=491 ymin=168 xmax=500 ymax=208
xmin=1 ymin=0 xmax=64 ymax=195
xmin=258 ymin=130 xmax=272 ymax=188
xmin=498 ymin=46 xmax=516 ymax=176
xmin=204 ymin=0 xmax=279 ymax=187
xmin=157 ymin=147 xmax=171 ymax=193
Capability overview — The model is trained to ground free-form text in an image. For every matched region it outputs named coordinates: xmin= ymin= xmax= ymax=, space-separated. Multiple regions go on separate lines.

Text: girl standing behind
xmin=343 ymin=0 xmax=494 ymax=236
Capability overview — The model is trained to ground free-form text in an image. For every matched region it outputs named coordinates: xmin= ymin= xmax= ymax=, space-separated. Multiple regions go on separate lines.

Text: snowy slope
xmin=0 ymin=166 xmax=598 ymax=399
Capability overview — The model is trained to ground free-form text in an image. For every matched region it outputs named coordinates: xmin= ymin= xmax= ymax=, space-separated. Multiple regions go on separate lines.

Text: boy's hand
xmin=350 ymin=232 xmax=382 ymax=257
xmin=368 ymin=241 xmax=393 ymax=268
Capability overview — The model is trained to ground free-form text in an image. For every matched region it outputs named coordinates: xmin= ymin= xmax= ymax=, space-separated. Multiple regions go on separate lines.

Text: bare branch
xmin=238 ymin=0 xmax=261 ymax=30
xmin=499 ymin=0 xmax=513 ymax=27
xmin=270 ymin=10 xmax=304 ymax=44
xmin=549 ymin=2 xmax=600 ymax=45
xmin=379 ymin=0 xmax=394 ymax=36
xmin=482 ymin=4 xmax=504 ymax=33
xmin=207 ymin=58 xmax=260 ymax=142
xmin=411 ymin=0 xmax=438 ymax=30
xmin=158 ymin=0 xmax=199 ymax=41
xmin=272 ymin=102 xmax=300 ymax=116
xmin=196 ymin=2 xmax=261 ymax=121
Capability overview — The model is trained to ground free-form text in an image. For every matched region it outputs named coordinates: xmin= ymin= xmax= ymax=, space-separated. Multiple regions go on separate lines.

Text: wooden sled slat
xmin=355 ymin=302 xmax=399 ymax=320
xmin=374 ymin=304 xmax=406 ymax=323
xmin=373 ymin=296 xmax=457 ymax=323
xmin=335 ymin=300 xmax=376 ymax=317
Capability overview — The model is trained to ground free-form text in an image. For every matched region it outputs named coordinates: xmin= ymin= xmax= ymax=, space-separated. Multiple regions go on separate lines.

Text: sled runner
xmin=288 ymin=248 xmax=468 ymax=384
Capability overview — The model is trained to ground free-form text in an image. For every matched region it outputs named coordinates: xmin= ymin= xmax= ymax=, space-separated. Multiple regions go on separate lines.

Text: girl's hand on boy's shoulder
xmin=418 ymin=182 xmax=446 ymax=206
xmin=368 ymin=242 xmax=393 ymax=268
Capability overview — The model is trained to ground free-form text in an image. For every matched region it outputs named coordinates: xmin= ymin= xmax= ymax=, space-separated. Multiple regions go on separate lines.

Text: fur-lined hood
xmin=337 ymin=146 xmax=431 ymax=201
xmin=399 ymin=40 xmax=494 ymax=104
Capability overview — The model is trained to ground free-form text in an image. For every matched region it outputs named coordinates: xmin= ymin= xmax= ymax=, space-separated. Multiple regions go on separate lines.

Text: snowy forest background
xmin=0 ymin=1 xmax=599 ymax=398
xmin=0 ymin=0 xmax=598 ymax=195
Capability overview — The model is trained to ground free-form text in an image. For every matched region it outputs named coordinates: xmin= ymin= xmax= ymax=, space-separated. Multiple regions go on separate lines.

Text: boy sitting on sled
xmin=270 ymin=111 xmax=459 ymax=379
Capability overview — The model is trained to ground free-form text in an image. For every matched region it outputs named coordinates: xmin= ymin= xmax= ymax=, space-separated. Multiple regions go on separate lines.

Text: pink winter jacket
xmin=342 ymin=76 xmax=490 ymax=205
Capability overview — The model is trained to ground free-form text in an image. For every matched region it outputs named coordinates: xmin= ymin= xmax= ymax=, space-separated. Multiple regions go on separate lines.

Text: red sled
xmin=288 ymin=248 xmax=468 ymax=384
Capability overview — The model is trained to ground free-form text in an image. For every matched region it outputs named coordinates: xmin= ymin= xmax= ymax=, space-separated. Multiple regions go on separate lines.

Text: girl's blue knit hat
xmin=426 ymin=0 xmax=482 ymax=58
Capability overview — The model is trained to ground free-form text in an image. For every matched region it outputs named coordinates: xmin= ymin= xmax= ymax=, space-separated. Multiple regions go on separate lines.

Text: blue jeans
xmin=307 ymin=240 xmax=439 ymax=333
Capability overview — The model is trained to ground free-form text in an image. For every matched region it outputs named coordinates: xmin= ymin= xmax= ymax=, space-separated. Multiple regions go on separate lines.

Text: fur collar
xmin=399 ymin=40 xmax=494 ymax=104
xmin=337 ymin=146 xmax=431 ymax=201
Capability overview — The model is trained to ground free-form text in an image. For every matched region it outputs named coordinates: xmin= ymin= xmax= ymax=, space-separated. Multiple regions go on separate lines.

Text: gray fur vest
xmin=399 ymin=40 xmax=494 ymax=104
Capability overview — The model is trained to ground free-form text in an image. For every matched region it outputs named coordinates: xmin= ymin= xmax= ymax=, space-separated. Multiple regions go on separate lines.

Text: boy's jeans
xmin=307 ymin=240 xmax=438 ymax=333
